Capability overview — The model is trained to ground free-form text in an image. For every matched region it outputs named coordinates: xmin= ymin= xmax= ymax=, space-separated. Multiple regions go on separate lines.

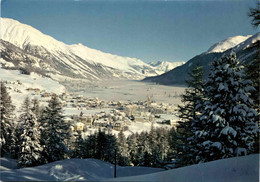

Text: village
xmin=26 ymin=85 xmax=179 ymax=135
xmin=3 ymin=79 xmax=180 ymax=138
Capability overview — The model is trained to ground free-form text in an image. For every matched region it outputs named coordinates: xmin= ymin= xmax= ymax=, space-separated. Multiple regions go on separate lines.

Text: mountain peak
xmin=1 ymin=17 xmax=160 ymax=80
xmin=207 ymin=35 xmax=252 ymax=53
xmin=148 ymin=61 xmax=185 ymax=74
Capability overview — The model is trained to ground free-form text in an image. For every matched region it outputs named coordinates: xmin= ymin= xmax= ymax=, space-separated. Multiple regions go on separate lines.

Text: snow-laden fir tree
xmin=117 ymin=130 xmax=130 ymax=166
xmin=149 ymin=125 xmax=169 ymax=168
xmin=244 ymin=53 xmax=260 ymax=153
xmin=20 ymin=96 xmax=30 ymax=113
xmin=127 ymin=133 xmax=139 ymax=166
xmin=155 ymin=128 xmax=171 ymax=167
xmin=167 ymin=127 xmax=179 ymax=163
xmin=176 ymin=65 xmax=204 ymax=166
xmin=71 ymin=132 xmax=86 ymax=158
xmin=40 ymin=96 xmax=70 ymax=163
xmin=195 ymin=52 xmax=258 ymax=163
xmin=85 ymin=134 xmax=97 ymax=158
xmin=31 ymin=98 xmax=42 ymax=119
xmin=10 ymin=123 xmax=21 ymax=159
xmin=139 ymin=131 xmax=152 ymax=167
xmin=18 ymin=97 xmax=42 ymax=168
xmin=0 ymin=82 xmax=15 ymax=157
xmin=244 ymin=53 xmax=260 ymax=113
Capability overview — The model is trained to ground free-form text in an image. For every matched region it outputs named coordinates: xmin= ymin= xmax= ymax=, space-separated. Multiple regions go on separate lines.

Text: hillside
xmin=143 ymin=33 xmax=260 ymax=86
xmin=0 ymin=154 xmax=258 ymax=181
xmin=0 ymin=18 xmax=158 ymax=81
xmin=148 ymin=61 xmax=185 ymax=75
xmin=112 ymin=154 xmax=259 ymax=182
xmin=207 ymin=35 xmax=252 ymax=53
xmin=0 ymin=158 xmax=163 ymax=181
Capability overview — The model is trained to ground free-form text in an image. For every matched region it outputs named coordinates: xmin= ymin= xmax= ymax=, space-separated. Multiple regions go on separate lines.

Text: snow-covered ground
xmin=71 ymin=80 xmax=185 ymax=104
xmin=0 ymin=67 xmax=66 ymax=108
xmin=113 ymin=154 xmax=259 ymax=182
xmin=1 ymin=154 xmax=258 ymax=181
xmin=0 ymin=66 xmax=182 ymax=137
xmin=0 ymin=158 xmax=163 ymax=181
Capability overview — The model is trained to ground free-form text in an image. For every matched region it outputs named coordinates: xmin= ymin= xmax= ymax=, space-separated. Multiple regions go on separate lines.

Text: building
xmin=113 ymin=121 xmax=124 ymax=131
xmin=75 ymin=122 xmax=84 ymax=132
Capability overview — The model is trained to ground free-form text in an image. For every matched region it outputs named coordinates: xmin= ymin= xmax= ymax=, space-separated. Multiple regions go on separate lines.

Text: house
xmin=69 ymin=126 xmax=75 ymax=133
xmin=113 ymin=121 xmax=124 ymax=131
xmin=162 ymin=119 xmax=178 ymax=126
xmin=93 ymin=119 xmax=108 ymax=127
xmin=80 ymin=116 xmax=94 ymax=126
xmin=41 ymin=92 xmax=50 ymax=98
xmin=75 ymin=122 xmax=84 ymax=132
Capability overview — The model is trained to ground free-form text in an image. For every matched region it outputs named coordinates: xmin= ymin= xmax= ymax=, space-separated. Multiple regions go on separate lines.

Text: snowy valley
xmin=1 ymin=4 xmax=259 ymax=181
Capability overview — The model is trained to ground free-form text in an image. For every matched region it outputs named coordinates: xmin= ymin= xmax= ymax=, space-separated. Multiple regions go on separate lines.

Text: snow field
xmin=1 ymin=154 xmax=258 ymax=181
xmin=0 ymin=68 xmax=66 ymax=108
xmin=109 ymin=154 xmax=259 ymax=182
xmin=0 ymin=158 xmax=163 ymax=181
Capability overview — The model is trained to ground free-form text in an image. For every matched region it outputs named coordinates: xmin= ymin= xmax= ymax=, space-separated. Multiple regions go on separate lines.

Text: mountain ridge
xmin=148 ymin=61 xmax=185 ymax=75
xmin=0 ymin=17 xmax=158 ymax=80
xmin=207 ymin=35 xmax=252 ymax=53
xmin=143 ymin=32 xmax=260 ymax=86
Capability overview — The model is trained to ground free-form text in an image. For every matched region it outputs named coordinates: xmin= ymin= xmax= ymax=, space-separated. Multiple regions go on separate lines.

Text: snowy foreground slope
xmin=0 ymin=158 xmax=163 ymax=181
xmin=111 ymin=154 xmax=259 ymax=182
xmin=1 ymin=154 xmax=259 ymax=181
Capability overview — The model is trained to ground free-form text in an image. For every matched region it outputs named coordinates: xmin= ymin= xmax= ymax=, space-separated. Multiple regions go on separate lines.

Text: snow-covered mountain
xmin=207 ymin=35 xmax=252 ymax=53
xmin=0 ymin=18 xmax=158 ymax=81
xmin=144 ymin=32 xmax=260 ymax=85
xmin=148 ymin=61 xmax=185 ymax=75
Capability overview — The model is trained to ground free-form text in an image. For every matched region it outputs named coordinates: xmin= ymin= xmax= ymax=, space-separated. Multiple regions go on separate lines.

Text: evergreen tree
xmin=148 ymin=125 xmax=160 ymax=167
xmin=0 ymin=82 xmax=15 ymax=157
xmin=97 ymin=130 xmax=116 ymax=163
xmin=176 ymin=65 xmax=204 ymax=166
xmin=95 ymin=129 xmax=107 ymax=161
xmin=104 ymin=133 xmax=117 ymax=163
xmin=195 ymin=53 xmax=258 ymax=163
xmin=167 ymin=127 xmax=178 ymax=158
xmin=117 ymin=130 xmax=130 ymax=166
xmin=138 ymin=131 xmax=152 ymax=167
xmin=31 ymin=98 xmax=42 ymax=118
xmin=244 ymin=54 xmax=260 ymax=153
xmin=155 ymin=128 xmax=170 ymax=167
xmin=71 ymin=132 xmax=86 ymax=158
xmin=10 ymin=122 xmax=21 ymax=159
xmin=127 ymin=133 xmax=139 ymax=166
xmin=18 ymin=109 xmax=42 ymax=168
xmin=244 ymin=54 xmax=260 ymax=113
xmin=40 ymin=96 xmax=69 ymax=163
xmin=20 ymin=96 xmax=30 ymax=113
xmin=248 ymin=2 xmax=260 ymax=28
xmin=85 ymin=133 xmax=97 ymax=158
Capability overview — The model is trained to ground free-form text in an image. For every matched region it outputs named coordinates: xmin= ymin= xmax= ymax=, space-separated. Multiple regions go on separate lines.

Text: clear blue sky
xmin=1 ymin=0 xmax=259 ymax=63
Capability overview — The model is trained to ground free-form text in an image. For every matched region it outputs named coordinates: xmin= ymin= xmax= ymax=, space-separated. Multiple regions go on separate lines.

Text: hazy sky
xmin=1 ymin=0 xmax=259 ymax=63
